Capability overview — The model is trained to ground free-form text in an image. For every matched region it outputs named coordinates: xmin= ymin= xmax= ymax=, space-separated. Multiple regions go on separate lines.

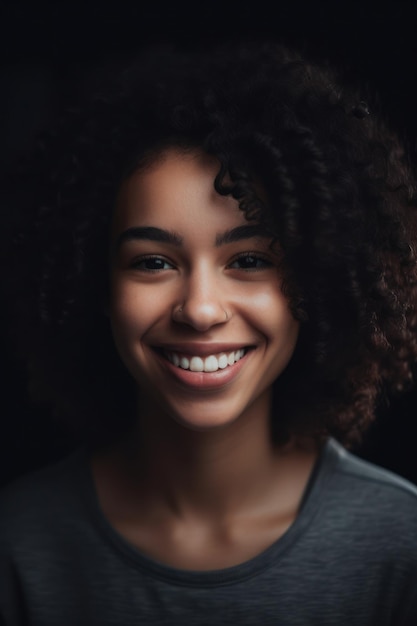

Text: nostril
xmin=171 ymin=299 xmax=230 ymax=330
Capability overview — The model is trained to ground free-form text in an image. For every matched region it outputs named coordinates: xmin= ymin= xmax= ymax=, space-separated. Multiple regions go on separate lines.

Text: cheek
xmin=246 ymin=286 xmax=298 ymax=334
xmin=108 ymin=283 xmax=159 ymax=379
xmin=246 ymin=287 xmax=300 ymax=371
xmin=108 ymin=297 xmax=148 ymax=369
xmin=109 ymin=280 xmax=169 ymax=337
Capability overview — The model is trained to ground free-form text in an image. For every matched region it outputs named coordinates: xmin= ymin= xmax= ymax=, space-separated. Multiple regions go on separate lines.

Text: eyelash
xmin=228 ymin=253 xmax=273 ymax=271
xmin=130 ymin=253 xmax=273 ymax=273
xmin=130 ymin=255 xmax=174 ymax=272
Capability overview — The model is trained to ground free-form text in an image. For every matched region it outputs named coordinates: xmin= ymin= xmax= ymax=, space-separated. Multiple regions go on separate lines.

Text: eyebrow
xmin=214 ymin=224 xmax=272 ymax=246
xmin=116 ymin=224 xmax=272 ymax=250
xmin=117 ymin=226 xmax=183 ymax=249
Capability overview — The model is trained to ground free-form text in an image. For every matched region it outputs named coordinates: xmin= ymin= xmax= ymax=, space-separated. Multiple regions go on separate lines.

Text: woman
xmin=1 ymin=40 xmax=417 ymax=625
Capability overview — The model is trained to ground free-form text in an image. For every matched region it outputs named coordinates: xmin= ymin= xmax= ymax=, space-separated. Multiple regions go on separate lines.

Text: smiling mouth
xmin=155 ymin=348 xmax=250 ymax=373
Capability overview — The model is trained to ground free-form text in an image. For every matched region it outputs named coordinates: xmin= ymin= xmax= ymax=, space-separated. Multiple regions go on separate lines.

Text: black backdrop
xmin=1 ymin=0 xmax=417 ymax=487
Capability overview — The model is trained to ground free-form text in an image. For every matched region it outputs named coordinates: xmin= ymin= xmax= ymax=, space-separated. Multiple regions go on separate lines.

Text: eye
xmin=228 ymin=253 xmax=273 ymax=271
xmin=131 ymin=255 xmax=174 ymax=271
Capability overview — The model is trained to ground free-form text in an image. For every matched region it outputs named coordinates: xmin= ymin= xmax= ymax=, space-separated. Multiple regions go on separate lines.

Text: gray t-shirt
xmin=1 ymin=437 xmax=417 ymax=625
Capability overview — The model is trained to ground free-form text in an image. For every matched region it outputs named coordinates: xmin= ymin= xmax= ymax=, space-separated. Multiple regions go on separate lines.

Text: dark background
xmin=1 ymin=0 xmax=417 ymax=487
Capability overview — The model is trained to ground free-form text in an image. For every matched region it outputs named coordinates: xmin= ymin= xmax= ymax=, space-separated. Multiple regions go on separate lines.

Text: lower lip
xmin=154 ymin=350 xmax=252 ymax=390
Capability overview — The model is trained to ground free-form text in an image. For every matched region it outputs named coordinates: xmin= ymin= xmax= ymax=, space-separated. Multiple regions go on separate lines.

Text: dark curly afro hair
xmin=3 ymin=39 xmax=417 ymax=451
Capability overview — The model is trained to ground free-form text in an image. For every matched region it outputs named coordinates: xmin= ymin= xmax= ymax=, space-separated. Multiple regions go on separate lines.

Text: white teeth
xmin=218 ymin=354 xmax=228 ymax=369
xmin=166 ymin=349 xmax=247 ymax=372
xmin=190 ymin=356 xmax=204 ymax=372
xmin=204 ymin=355 xmax=218 ymax=372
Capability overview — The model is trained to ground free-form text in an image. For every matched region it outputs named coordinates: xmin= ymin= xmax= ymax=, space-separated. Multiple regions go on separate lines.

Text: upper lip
xmin=152 ymin=343 xmax=253 ymax=357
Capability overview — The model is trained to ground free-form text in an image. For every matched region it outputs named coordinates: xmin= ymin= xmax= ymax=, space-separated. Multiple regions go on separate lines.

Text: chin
xmin=175 ymin=415 xmax=240 ymax=432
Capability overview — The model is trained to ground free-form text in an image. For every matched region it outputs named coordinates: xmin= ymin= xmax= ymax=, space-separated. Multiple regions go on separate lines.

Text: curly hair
xmin=3 ymin=39 xmax=417 ymax=450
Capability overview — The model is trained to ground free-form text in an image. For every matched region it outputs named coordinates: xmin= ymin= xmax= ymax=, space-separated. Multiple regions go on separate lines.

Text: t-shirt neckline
xmin=79 ymin=436 xmax=341 ymax=586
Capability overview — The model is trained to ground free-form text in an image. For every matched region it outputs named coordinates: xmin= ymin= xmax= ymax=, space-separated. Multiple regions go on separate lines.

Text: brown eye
xmin=229 ymin=254 xmax=272 ymax=270
xmin=132 ymin=256 xmax=174 ymax=271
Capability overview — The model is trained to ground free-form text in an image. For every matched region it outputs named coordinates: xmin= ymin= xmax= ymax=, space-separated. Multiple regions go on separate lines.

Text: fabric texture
xmin=1 ymin=437 xmax=417 ymax=625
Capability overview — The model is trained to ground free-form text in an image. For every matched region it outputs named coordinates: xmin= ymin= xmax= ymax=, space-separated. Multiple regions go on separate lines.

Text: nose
xmin=172 ymin=265 xmax=230 ymax=331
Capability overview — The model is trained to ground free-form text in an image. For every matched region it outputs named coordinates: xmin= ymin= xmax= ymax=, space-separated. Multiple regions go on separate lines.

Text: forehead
xmin=112 ymin=148 xmax=247 ymax=236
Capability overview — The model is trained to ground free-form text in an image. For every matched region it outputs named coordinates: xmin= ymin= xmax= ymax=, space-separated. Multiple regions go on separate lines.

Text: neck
xmin=100 ymin=392 xmax=319 ymax=526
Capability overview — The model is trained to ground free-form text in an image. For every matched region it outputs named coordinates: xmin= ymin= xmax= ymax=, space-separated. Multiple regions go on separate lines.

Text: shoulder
xmin=323 ymin=437 xmax=417 ymax=545
xmin=329 ymin=437 xmax=417 ymax=501
xmin=0 ymin=447 xmax=88 ymax=543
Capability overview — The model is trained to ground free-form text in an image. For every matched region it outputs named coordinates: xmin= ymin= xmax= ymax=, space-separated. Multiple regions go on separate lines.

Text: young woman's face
xmin=109 ymin=149 xmax=299 ymax=431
